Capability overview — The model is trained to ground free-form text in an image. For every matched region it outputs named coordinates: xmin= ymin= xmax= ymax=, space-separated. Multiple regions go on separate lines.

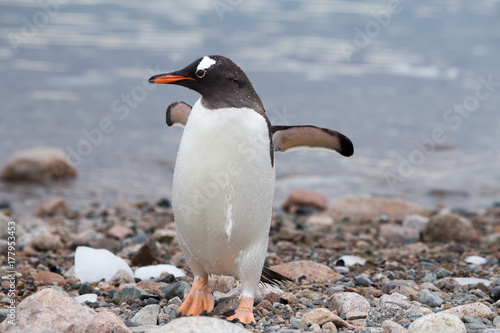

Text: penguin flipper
xmin=166 ymin=101 xmax=192 ymax=127
xmin=272 ymin=125 xmax=354 ymax=157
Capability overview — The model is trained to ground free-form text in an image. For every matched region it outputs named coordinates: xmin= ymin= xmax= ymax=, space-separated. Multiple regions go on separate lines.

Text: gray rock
xmin=493 ymin=315 xmax=500 ymax=326
xmin=381 ymin=280 xmax=418 ymax=294
xmin=422 ymin=272 xmax=437 ymax=283
xmin=159 ymin=316 xmax=252 ymax=332
xmin=419 ymin=289 xmax=443 ymax=307
xmin=131 ymin=304 xmax=160 ymax=326
xmin=490 ymin=287 xmax=500 ymax=302
xmin=462 ymin=316 xmax=491 ymax=333
xmin=367 ymin=293 xmax=431 ymax=326
xmin=0 ymin=308 xmax=9 ymax=323
xmin=354 ymin=275 xmax=373 ymax=287
xmin=483 ymin=330 xmax=500 ymax=333
xmin=434 ymin=268 xmax=451 ymax=278
xmin=79 ymin=283 xmax=93 ymax=295
xmin=0 ymin=288 xmax=96 ymax=332
xmin=115 ymin=287 xmax=147 ymax=300
xmin=408 ymin=313 xmax=466 ymax=332
xmin=159 ymin=281 xmax=189 ymax=300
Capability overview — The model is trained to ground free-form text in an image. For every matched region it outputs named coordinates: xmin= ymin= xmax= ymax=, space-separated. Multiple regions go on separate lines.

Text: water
xmin=1 ymin=0 xmax=499 ymax=214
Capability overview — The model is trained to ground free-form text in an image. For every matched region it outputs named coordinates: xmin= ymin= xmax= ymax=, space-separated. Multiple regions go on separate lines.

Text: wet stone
xmin=435 ymin=267 xmax=451 ymax=278
xmin=354 ymin=275 xmax=373 ymax=287
xmin=114 ymin=287 xmax=146 ymax=300
xmin=79 ymin=283 xmax=93 ymax=295
xmin=159 ymin=281 xmax=188 ymax=300
xmin=419 ymin=289 xmax=443 ymax=307
xmin=422 ymin=272 xmax=437 ymax=283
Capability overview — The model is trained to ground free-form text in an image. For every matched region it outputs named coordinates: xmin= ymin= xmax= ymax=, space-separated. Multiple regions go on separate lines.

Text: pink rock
xmin=110 ymin=269 xmax=135 ymax=285
xmin=35 ymin=196 xmax=66 ymax=217
xmin=1 ymin=147 xmax=77 ymax=182
xmin=93 ymin=311 xmax=131 ymax=333
xmin=271 ymin=260 xmax=342 ymax=283
xmin=31 ymin=233 xmax=64 ymax=252
xmin=301 ymin=308 xmax=337 ymax=326
xmin=282 ymin=189 xmax=328 ymax=213
xmin=209 ymin=275 xmax=235 ymax=294
xmin=382 ymin=320 xmax=408 ymax=333
xmin=380 ymin=224 xmax=420 ymax=243
xmin=106 ymin=225 xmax=133 ymax=240
xmin=330 ymin=196 xmax=422 ymax=221
xmin=327 ymin=292 xmax=370 ymax=315
xmin=32 ymin=271 xmax=66 ymax=286
xmin=0 ymin=288 xmax=96 ymax=332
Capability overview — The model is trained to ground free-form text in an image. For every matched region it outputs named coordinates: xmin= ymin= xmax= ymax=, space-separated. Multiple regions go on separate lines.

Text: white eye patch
xmin=197 ymin=56 xmax=216 ymax=71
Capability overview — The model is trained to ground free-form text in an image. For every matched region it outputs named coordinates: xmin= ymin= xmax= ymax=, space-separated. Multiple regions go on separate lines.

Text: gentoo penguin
xmin=149 ymin=55 xmax=353 ymax=325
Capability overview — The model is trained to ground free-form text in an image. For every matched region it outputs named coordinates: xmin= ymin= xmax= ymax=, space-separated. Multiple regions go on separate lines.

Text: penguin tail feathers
xmin=260 ymin=266 xmax=292 ymax=286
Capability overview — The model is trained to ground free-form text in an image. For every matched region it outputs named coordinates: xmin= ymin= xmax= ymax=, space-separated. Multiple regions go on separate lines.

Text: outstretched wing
xmin=166 ymin=101 xmax=192 ymax=127
xmin=272 ymin=125 xmax=354 ymax=157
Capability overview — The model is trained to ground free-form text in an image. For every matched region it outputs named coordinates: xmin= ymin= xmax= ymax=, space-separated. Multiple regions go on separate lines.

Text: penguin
xmin=149 ymin=55 xmax=353 ymax=325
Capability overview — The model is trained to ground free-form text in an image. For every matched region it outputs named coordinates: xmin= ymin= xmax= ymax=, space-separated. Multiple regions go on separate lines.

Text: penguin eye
xmin=195 ymin=69 xmax=206 ymax=78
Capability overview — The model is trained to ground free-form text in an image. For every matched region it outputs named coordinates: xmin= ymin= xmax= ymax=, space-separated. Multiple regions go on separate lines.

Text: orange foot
xmin=178 ymin=276 xmax=214 ymax=317
xmin=226 ymin=295 xmax=255 ymax=325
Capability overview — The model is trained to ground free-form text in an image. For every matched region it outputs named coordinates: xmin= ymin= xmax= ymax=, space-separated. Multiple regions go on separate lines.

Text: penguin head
xmin=149 ymin=55 xmax=263 ymax=111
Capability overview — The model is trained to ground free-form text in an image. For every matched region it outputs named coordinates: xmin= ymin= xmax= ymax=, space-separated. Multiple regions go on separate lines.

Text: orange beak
xmin=149 ymin=74 xmax=195 ymax=84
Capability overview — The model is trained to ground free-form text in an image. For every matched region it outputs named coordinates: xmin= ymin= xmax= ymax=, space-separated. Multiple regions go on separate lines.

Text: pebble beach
xmin=1 ymin=188 xmax=499 ymax=332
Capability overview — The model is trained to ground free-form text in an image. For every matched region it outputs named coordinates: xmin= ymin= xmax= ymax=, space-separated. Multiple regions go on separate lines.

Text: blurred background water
xmin=1 ymin=0 xmax=499 ymax=213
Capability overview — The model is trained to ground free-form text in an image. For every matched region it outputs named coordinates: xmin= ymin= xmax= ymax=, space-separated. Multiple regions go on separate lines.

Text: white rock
xmin=408 ymin=313 xmax=466 ymax=333
xmin=382 ymin=320 xmax=407 ymax=333
xmin=160 ymin=316 xmax=252 ymax=332
xmin=465 ymin=255 xmax=487 ymax=265
xmin=74 ymin=246 xmax=133 ymax=283
xmin=335 ymin=255 xmax=366 ymax=267
xmin=327 ymin=292 xmax=370 ymax=315
xmin=452 ymin=277 xmax=491 ymax=286
xmin=134 ymin=264 xmax=185 ymax=280
xmin=73 ymin=293 xmax=98 ymax=304
xmin=131 ymin=304 xmax=160 ymax=326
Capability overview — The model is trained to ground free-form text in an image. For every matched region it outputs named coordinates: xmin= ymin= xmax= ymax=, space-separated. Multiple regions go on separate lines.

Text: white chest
xmin=171 ymin=99 xmax=275 ymax=274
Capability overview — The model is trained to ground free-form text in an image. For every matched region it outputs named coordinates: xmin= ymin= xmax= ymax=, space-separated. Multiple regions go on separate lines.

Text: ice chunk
xmin=74 ymin=246 xmax=133 ymax=283
xmin=335 ymin=255 xmax=366 ymax=267
xmin=74 ymin=293 xmax=98 ymax=304
xmin=453 ymin=277 xmax=491 ymax=286
xmin=465 ymin=255 xmax=487 ymax=266
xmin=134 ymin=264 xmax=185 ymax=280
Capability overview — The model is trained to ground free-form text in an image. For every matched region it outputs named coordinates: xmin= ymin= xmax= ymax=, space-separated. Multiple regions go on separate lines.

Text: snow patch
xmin=74 ymin=246 xmax=133 ymax=283
xmin=134 ymin=264 xmax=185 ymax=280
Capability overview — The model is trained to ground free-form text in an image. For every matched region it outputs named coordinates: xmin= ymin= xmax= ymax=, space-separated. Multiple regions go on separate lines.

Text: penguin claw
xmin=226 ymin=295 xmax=255 ymax=325
xmin=177 ymin=276 xmax=214 ymax=317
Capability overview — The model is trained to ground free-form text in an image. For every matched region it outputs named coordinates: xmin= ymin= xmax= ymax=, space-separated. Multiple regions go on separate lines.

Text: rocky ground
xmin=1 ymin=191 xmax=500 ymax=333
